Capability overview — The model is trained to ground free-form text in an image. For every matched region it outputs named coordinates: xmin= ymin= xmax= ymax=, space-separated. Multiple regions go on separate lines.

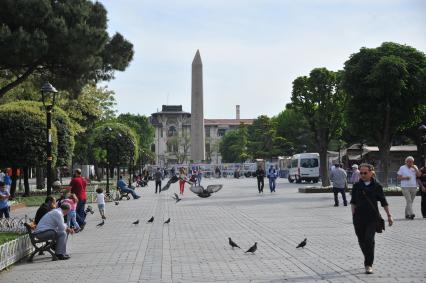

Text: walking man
xmin=330 ymin=164 xmax=348 ymax=206
xmin=397 ymin=156 xmax=421 ymax=219
xmin=255 ymin=165 xmax=265 ymax=194
xmin=418 ymin=166 xmax=426 ymax=218
xmin=154 ymin=168 xmax=162 ymax=194
xmin=268 ymin=165 xmax=277 ymax=192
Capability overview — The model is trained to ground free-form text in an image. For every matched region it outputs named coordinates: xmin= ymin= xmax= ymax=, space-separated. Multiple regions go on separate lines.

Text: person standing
xmin=255 ymin=166 xmax=265 ymax=194
xmin=197 ymin=168 xmax=202 ymax=186
xmin=330 ymin=164 xmax=348 ymax=206
xmin=0 ymin=181 xmax=10 ymax=219
xmin=154 ymin=168 xmax=162 ymax=194
xmin=418 ymin=166 xmax=426 ymax=218
xmin=268 ymin=165 xmax=277 ymax=193
xmin=179 ymin=168 xmax=187 ymax=195
xmin=397 ymin=156 xmax=421 ymax=220
xmin=69 ymin=168 xmax=87 ymax=228
xmin=350 ymin=164 xmax=361 ymax=184
xmin=350 ymin=163 xmax=393 ymax=274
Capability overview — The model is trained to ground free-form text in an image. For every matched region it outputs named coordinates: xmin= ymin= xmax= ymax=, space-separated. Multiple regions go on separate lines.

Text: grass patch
xmin=0 ymin=232 xmax=21 ymax=245
xmin=15 ymin=194 xmax=60 ymax=207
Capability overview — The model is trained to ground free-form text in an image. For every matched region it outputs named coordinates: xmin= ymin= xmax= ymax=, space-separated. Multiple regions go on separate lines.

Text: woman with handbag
xmin=350 ymin=163 xmax=394 ymax=274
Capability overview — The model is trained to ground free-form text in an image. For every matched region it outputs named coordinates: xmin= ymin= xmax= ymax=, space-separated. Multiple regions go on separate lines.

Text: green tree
xmin=219 ymin=124 xmax=248 ymax=163
xmin=291 ymin=68 xmax=346 ymax=186
xmin=274 ymin=105 xmax=315 ymax=153
xmin=0 ymin=0 xmax=134 ymax=97
xmin=0 ymin=102 xmax=58 ymax=197
xmin=343 ymin=42 xmax=426 ymax=186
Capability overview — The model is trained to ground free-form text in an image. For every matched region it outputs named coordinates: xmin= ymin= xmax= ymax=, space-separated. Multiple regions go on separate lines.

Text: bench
xmin=24 ymin=223 xmax=58 ymax=262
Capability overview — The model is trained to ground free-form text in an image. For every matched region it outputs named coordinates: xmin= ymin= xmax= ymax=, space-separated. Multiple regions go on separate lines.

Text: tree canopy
xmin=0 ymin=0 xmax=134 ymax=97
xmin=219 ymin=124 xmax=248 ymax=163
xmin=343 ymin=42 xmax=426 ymax=185
xmin=291 ymin=68 xmax=346 ymax=186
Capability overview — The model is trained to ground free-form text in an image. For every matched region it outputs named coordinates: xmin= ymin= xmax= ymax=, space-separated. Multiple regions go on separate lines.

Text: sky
xmin=98 ymin=0 xmax=426 ymax=119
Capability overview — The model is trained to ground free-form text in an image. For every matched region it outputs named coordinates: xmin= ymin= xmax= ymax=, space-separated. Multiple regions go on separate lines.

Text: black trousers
xmin=353 ymin=218 xmax=376 ymax=267
xmin=155 ymin=181 xmax=161 ymax=193
xmin=421 ymin=189 xmax=426 ymax=217
xmin=257 ymin=178 xmax=264 ymax=192
xmin=333 ymin=187 xmax=347 ymax=205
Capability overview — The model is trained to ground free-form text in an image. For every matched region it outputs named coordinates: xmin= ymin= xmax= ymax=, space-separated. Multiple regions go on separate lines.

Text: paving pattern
xmin=1 ymin=178 xmax=425 ymax=283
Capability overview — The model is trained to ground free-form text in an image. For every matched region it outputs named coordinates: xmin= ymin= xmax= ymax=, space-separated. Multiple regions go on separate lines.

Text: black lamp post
xmin=41 ymin=82 xmax=58 ymax=196
xmin=105 ymin=127 xmax=113 ymax=194
xmin=116 ymin=133 xmax=123 ymax=186
xmin=128 ymin=139 xmax=135 ymax=187
xmin=418 ymin=125 xmax=426 ymax=167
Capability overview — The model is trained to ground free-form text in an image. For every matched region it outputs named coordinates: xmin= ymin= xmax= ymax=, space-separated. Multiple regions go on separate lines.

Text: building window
xmin=168 ymin=126 xmax=177 ymax=137
xmin=205 ymin=127 xmax=210 ymax=137
xmin=218 ymin=129 xmax=226 ymax=137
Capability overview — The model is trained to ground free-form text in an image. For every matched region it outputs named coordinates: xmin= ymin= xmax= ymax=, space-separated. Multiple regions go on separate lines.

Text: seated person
xmin=34 ymin=203 xmax=74 ymax=260
xmin=117 ymin=176 xmax=140 ymax=199
xmin=34 ymin=195 xmax=57 ymax=225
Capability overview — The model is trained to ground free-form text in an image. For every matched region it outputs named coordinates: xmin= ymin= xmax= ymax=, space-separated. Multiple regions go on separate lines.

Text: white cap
xmin=352 ymin=164 xmax=358 ymax=169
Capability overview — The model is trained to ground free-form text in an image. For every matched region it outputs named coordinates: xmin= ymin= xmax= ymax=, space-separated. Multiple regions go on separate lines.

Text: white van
xmin=288 ymin=153 xmax=320 ymax=183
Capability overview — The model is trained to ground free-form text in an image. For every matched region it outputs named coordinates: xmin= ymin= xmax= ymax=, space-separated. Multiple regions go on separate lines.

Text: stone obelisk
xmin=191 ymin=50 xmax=205 ymax=162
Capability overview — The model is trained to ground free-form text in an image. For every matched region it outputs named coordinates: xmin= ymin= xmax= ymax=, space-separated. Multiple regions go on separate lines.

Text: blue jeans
xmin=67 ymin=210 xmax=80 ymax=230
xmin=269 ymin=178 xmax=276 ymax=192
xmin=0 ymin=207 xmax=9 ymax=218
xmin=76 ymin=200 xmax=86 ymax=226
xmin=120 ymin=187 xmax=140 ymax=199
xmin=197 ymin=175 xmax=202 ymax=186
xmin=333 ymin=187 xmax=347 ymax=205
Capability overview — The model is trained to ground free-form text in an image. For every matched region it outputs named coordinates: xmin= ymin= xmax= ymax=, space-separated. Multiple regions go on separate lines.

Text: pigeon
xmin=147 ymin=216 xmax=154 ymax=223
xmin=189 ymin=185 xmax=223 ymax=198
xmin=85 ymin=205 xmax=95 ymax=214
xmin=115 ymin=201 xmax=119 ymax=205
xmin=228 ymin=237 xmax=241 ymax=249
xmin=245 ymin=242 xmax=257 ymax=254
xmin=164 ymin=218 xmax=171 ymax=224
xmin=172 ymin=193 xmax=181 ymax=203
xmin=132 ymin=220 xmax=139 ymax=225
xmin=161 ymin=175 xmax=179 ymax=191
xmin=96 ymin=220 xmax=105 ymax=227
xmin=296 ymin=238 xmax=307 ymax=248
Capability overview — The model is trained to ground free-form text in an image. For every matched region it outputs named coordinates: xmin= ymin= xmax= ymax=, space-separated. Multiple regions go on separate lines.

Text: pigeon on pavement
xmin=164 ymin=218 xmax=171 ymax=224
xmin=228 ymin=237 xmax=241 ymax=249
xmin=296 ymin=238 xmax=307 ymax=248
xmin=147 ymin=216 xmax=154 ymax=223
xmin=115 ymin=201 xmax=119 ymax=205
xmin=172 ymin=193 xmax=181 ymax=203
xmin=96 ymin=220 xmax=105 ymax=227
xmin=245 ymin=242 xmax=257 ymax=254
xmin=132 ymin=220 xmax=140 ymax=225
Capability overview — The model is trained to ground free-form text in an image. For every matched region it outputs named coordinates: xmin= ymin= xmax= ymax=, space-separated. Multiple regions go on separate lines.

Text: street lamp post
xmin=41 ymin=82 xmax=58 ymax=196
xmin=418 ymin=125 xmax=426 ymax=167
xmin=117 ymin=133 xmax=122 ymax=186
xmin=128 ymin=139 xmax=135 ymax=187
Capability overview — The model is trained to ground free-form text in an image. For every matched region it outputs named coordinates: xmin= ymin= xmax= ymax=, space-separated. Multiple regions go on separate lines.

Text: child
xmin=95 ymin=188 xmax=106 ymax=220
xmin=63 ymin=193 xmax=80 ymax=232
xmin=0 ymin=181 xmax=10 ymax=219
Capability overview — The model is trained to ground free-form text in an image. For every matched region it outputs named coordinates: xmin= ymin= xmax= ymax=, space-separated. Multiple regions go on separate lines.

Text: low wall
xmin=0 ymin=235 xmax=33 ymax=271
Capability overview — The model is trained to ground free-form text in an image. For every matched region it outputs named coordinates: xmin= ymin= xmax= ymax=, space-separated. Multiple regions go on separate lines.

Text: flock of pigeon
xmin=228 ymin=237 xmax=307 ymax=254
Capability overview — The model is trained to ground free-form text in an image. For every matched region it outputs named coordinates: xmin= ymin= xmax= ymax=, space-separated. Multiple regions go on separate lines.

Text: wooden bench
xmin=24 ymin=223 xmax=58 ymax=262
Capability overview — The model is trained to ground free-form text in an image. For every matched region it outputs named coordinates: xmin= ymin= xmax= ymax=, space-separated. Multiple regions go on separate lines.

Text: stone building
xmin=150 ymin=105 xmax=253 ymax=166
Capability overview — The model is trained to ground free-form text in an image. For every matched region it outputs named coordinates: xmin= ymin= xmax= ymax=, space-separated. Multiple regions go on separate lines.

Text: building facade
xmin=150 ymin=105 xmax=253 ymax=166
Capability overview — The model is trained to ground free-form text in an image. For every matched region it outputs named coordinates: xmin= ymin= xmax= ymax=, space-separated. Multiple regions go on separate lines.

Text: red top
xmin=70 ymin=176 xmax=87 ymax=201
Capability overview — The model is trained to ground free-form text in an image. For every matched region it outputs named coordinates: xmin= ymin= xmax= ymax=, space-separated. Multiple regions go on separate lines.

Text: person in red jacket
xmin=70 ymin=169 xmax=87 ymax=229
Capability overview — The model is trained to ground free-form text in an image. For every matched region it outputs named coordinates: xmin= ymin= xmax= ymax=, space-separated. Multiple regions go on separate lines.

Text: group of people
xmin=255 ymin=165 xmax=278 ymax=193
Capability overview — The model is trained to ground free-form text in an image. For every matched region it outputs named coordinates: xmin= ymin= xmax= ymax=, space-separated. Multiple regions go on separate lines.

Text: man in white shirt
xmin=397 ymin=156 xmax=421 ymax=220
xmin=34 ymin=203 xmax=74 ymax=260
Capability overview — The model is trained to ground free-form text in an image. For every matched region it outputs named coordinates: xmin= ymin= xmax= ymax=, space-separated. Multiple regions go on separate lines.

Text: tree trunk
xmin=319 ymin=146 xmax=330 ymax=187
xmin=378 ymin=143 xmax=391 ymax=187
xmin=0 ymin=64 xmax=38 ymax=98
xmin=23 ymin=167 xmax=30 ymax=197
xmin=36 ymin=167 xmax=45 ymax=190
xmin=10 ymin=167 xmax=18 ymax=198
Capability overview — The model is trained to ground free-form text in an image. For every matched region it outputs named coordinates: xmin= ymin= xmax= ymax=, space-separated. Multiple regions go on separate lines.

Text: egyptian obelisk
xmin=191 ymin=50 xmax=205 ymax=161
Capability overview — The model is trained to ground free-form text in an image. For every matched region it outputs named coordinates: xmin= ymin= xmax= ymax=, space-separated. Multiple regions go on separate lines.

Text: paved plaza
xmin=1 ymin=178 xmax=425 ymax=283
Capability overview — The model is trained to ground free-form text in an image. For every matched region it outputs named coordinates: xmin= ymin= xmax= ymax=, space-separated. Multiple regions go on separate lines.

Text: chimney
xmin=236 ymin=105 xmax=240 ymax=120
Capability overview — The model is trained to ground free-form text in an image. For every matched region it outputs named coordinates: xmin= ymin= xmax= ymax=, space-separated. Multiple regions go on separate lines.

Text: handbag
xmin=362 ymin=189 xmax=385 ymax=233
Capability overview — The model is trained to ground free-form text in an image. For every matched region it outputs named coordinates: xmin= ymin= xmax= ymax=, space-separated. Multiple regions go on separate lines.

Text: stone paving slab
xmin=1 ymin=178 xmax=425 ymax=282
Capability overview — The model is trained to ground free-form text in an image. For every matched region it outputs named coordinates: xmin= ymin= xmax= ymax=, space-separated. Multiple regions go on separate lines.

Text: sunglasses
xmin=360 ymin=172 xmax=370 ymax=175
